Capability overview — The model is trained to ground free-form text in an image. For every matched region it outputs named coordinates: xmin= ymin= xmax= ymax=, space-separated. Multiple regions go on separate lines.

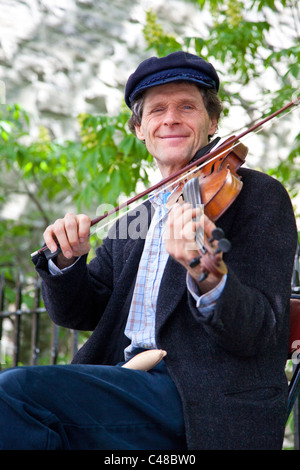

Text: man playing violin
xmin=0 ymin=52 xmax=297 ymax=450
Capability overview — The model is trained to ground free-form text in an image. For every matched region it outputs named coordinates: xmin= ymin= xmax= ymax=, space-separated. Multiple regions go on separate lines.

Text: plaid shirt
xmin=124 ymin=189 xmax=171 ymax=359
xmin=124 ymin=188 xmax=227 ymax=359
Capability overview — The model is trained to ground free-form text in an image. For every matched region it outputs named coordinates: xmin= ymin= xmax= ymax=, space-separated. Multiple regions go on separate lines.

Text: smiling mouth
xmin=160 ymin=135 xmax=188 ymax=139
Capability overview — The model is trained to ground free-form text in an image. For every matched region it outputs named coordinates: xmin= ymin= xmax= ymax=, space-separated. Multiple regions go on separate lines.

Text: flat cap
xmin=125 ymin=51 xmax=219 ymax=108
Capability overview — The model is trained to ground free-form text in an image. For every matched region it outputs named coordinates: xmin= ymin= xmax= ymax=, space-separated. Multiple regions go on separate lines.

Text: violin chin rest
xmin=122 ymin=349 xmax=167 ymax=371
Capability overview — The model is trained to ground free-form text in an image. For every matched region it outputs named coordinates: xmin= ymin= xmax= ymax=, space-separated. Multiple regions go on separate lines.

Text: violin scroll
xmin=189 ymin=228 xmax=231 ymax=267
xmin=189 ymin=226 xmax=231 ymax=282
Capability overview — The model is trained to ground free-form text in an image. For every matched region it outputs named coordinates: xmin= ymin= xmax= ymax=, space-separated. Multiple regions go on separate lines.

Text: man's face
xmin=134 ymin=82 xmax=218 ymax=177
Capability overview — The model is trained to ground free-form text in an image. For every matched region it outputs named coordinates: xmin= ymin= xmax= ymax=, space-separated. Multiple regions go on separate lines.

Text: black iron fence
xmin=0 ymin=271 xmax=79 ymax=369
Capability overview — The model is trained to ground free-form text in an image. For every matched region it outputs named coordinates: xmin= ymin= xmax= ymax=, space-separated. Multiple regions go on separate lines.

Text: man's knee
xmin=0 ymin=366 xmax=36 ymax=397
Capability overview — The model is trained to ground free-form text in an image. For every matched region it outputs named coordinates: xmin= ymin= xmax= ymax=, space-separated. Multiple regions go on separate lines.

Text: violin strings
xmin=90 ymin=100 xmax=300 ymax=239
xmin=182 ymin=177 xmax=205 ymax=251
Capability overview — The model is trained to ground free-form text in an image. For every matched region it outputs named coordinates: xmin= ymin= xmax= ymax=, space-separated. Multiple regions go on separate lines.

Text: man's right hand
xmin=43 ymin=213 xmax=91 ymax=269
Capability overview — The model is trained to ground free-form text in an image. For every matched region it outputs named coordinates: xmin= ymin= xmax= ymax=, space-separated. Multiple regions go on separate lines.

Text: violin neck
xmin=182 ymin=177 xmax=205 ymax=252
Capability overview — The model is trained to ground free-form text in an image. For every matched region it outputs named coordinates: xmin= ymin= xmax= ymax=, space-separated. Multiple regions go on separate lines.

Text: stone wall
xmin=0 ymin=0 xmax=206 ymax=139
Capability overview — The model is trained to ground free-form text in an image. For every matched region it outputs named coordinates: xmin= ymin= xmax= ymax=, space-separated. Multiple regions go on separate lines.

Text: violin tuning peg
xmin=43 ymin=245 xmax=62 ymax=260
xmin=189 ymin=255 xmax=201 ymax=268
xmin=209 ymin=227 xmax=225 ymax=242
xmin=216 ymin=238 xmax=231 ymax=254
xmin=198 ymin=272 xmax=208 ymax=283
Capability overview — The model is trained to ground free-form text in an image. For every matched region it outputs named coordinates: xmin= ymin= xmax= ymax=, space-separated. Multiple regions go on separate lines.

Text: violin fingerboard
xmin=182 ymin=177 xmax=204 ymax=250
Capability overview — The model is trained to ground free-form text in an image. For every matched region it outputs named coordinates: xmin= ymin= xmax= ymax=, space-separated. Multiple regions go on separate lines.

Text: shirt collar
xmin=150 ymin=184 xmax=180 ymax=209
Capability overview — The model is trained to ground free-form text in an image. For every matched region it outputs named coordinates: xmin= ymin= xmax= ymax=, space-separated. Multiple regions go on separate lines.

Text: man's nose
xmin=163 ymin=107 xmax=181 ymax=125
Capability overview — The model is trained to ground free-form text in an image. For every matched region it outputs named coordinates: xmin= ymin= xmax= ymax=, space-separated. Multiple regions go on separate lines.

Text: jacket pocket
xmin=223 ymin=385 xmax=283 ymax=403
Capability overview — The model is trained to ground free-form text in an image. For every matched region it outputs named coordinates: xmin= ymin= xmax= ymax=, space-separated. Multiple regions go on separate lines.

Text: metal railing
xmin=0 ymin=271 xmax=78 ymax=369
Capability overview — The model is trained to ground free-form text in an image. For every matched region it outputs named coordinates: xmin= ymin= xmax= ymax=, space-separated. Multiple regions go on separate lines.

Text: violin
xmin=159 ymin=136 xmax=247 ymax=282
xmin=172 ymin=135 xmax=248 ymax=221
xmin=180 ymin=140 xmax=246 ymax=282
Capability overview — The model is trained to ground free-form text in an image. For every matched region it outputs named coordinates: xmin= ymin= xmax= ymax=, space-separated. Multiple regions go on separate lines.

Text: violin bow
xmin=31 ymin=96 xmax=300 ymax=260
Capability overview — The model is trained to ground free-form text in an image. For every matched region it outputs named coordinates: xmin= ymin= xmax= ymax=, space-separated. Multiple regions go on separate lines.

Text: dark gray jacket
xmin=34 ymin=168 xmax=298 ymax=449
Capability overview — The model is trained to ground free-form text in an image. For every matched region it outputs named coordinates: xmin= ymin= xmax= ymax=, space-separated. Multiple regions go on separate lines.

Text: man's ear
xmin=208 ymin=117 xmax=218 ymax=136
xmin=135 ymin=125 xmax=145 ymax=141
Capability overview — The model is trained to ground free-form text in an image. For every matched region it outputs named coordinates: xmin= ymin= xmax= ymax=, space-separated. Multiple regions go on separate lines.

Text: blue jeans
xmin=0 ymin=360 xmax=186 ymax=450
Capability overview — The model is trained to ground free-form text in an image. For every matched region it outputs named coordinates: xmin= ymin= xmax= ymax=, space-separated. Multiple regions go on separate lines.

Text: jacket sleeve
xmin=32 ymin=201 xmax=151 ymax=333
xmin=188 ymin=170 xmax=298 ymax=357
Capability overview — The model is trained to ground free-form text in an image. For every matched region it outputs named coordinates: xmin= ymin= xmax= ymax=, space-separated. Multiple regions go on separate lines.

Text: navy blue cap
xmin=125 ymin=51 xmax=219 ymax=108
